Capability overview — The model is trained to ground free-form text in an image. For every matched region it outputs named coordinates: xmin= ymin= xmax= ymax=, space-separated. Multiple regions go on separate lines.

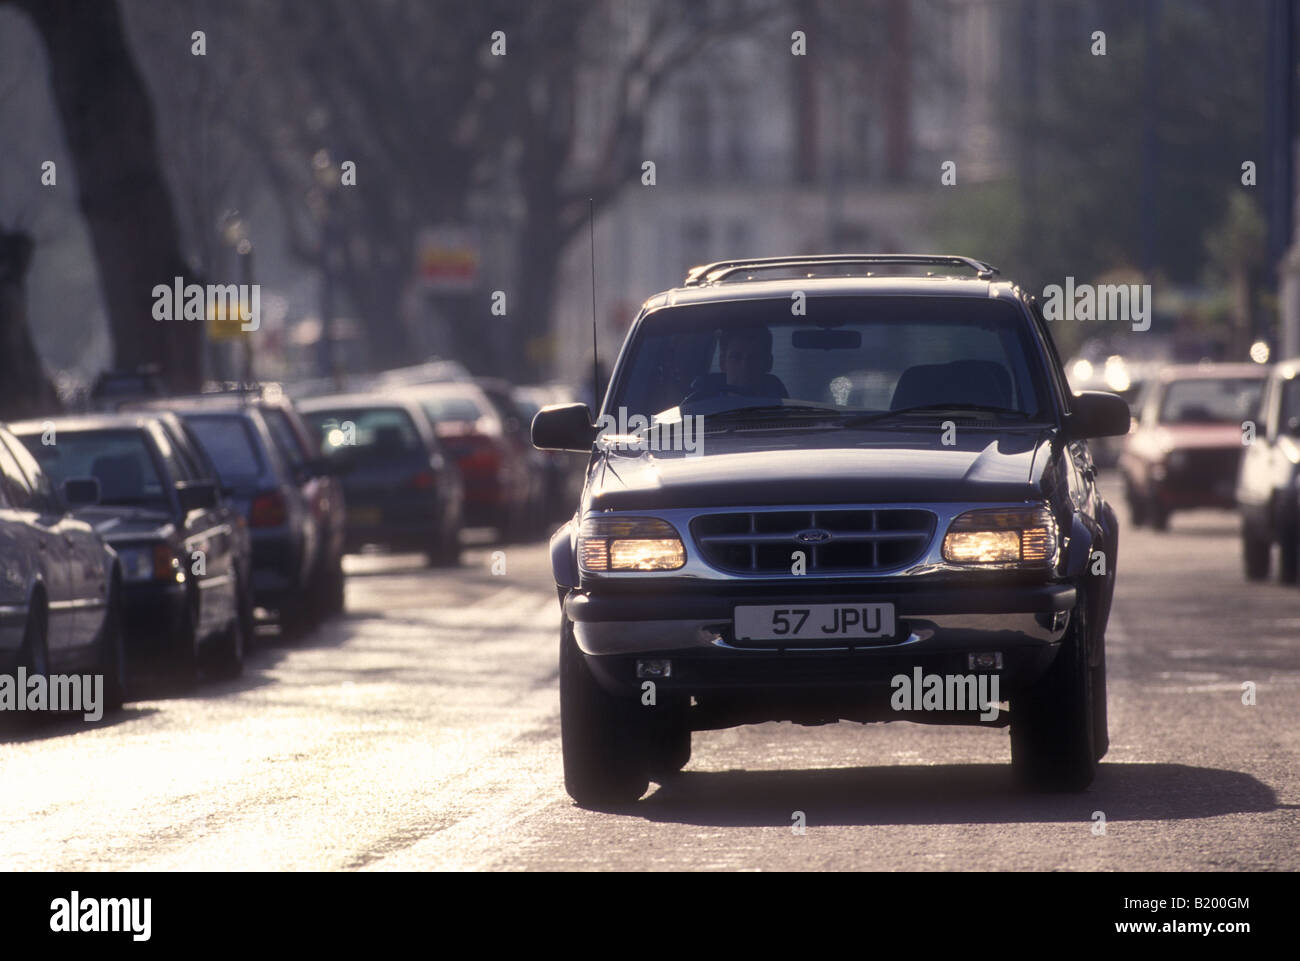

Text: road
xmin=3 ymin=478 xmax=1298 ymax=871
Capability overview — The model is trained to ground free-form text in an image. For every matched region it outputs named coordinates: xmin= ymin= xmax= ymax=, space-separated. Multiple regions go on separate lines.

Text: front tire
xmin=98 ymin=582 xmax=127 ymax=711
xmin=559 ymin=617 xmax=649 ymax=808
xmin=1243 ymin=524 xmax=1271 ymax=581
xmin=1011 ymin=595 xmax=1098 ymax=791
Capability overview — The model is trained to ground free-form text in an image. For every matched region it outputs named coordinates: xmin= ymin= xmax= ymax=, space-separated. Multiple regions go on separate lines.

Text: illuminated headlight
xmin=578 ymin=516 xmax=686 ymax=572
xmin=942 ymin=507 xmax=1058 ymax=568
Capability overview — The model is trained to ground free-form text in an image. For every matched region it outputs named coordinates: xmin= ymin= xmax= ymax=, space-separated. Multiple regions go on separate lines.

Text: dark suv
xmin=532 ymin=255 xmax=1131 ymax=806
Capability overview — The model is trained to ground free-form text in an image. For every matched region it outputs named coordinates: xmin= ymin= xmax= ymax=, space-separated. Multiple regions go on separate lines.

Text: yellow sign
xmin=208 ymin=297 xmax=251 ymax=341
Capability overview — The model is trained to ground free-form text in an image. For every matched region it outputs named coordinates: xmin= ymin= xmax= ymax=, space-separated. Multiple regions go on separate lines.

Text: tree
xmin=0 ymin=228 xmax=60 ymax=419
xmin=3 ymin=0 xmax=204 ymax=392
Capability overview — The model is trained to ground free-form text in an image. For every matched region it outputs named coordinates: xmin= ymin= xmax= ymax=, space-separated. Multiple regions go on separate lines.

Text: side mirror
xmin=1066 ymin=390 xmax=1132 ymax=440
xmin=532 ymin=403 xmax=596 ymax=453
xmin=176 ymin=479 xmax=219 ymax=512
xmin=62 ymin=477 xmax=101 ymax=508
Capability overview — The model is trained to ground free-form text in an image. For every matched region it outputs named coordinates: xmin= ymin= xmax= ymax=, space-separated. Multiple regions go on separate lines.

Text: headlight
xmin=116 ymin=546 xmax=154 ymax=582
xmin=942 ymin=506 xmax=1058 ymax=568
xmin=578 ymin=516 xmax=686 ymax=572
xmin=116 ymin=543 xmax=179 ymax=582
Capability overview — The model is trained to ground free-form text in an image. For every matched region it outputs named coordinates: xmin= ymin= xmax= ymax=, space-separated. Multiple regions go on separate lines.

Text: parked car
xmin=513 ymin=384 xmax=587 ymax=523
xmin=11 ymin=414 xmax=247 ymax=682
xmin=159 ymin=402 xmax=324 ymax=636
xmin=0 ymin=424 xmax=126 ymax=712
xmin=1237 ymin=358 xmax=1300 ymax=583
xmin=533 ymin=254 xmax=1129 ymax=806
xmin=298 ymin=394 xmax=463 ymax=566
xmin=130 ymin=390 xmax=347 ymax=620
xmin=1119 ymin=364 xmax=1266 ymax=530
xmin=401 ymin=381 xmax=537 ymax=542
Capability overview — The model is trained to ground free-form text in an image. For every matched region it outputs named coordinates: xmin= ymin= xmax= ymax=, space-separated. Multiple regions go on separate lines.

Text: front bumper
xmin=566 ymin=581 xmax=1074 ymax=699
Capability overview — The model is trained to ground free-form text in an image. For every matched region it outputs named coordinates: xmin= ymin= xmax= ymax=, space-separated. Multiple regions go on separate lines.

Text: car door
xmin=1 ymin=433 xmax=109 ymax=654
xmin=150 ymin=422 xmax=237 ymax=639
xmin=0 ymin=434 xmax=77 ymax=657
xmin=0 ymin=475 xmax=39 ymax=665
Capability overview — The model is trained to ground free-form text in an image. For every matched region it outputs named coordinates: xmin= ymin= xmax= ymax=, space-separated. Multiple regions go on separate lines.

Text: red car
xmin=402 ymin=382 xmax=543 ymax=542
xmin=1119 ymin=363 xmax=1266 ymax=530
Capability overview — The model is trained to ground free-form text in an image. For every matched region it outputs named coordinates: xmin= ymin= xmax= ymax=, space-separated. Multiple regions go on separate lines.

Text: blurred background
xmin=0 ymin=0 xmax=1294 ymax=414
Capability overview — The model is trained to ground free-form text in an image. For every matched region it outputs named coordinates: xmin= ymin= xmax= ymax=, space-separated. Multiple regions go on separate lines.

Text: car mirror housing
xmin=1066 ymin=390 xmax=1132 ymax=440
xmin=62 ymin=477 xmax=101 ymax=508
xmin=176 ymin=479 xmax=219 ymax=512
xmin=532 ymin=403 xmax=596 ymax=452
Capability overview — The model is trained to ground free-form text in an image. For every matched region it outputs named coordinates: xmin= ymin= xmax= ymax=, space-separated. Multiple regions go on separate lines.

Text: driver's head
xmin=719 ymin=325 xmax=773 ymax=388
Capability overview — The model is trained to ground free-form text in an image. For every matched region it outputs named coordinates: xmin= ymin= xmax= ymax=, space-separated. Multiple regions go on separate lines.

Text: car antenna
xmin=590 ymin=197 xmax=599 ymax=410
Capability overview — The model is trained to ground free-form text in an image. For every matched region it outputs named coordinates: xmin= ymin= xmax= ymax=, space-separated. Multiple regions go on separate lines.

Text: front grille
xmin=691 ymin=509 xmax=935 ymax=574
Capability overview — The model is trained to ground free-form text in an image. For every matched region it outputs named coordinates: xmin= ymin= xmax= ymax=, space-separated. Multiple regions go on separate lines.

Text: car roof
xmin=8 ymin=412 xmax=164 ymax=434
xmin=638 ymin=275 xmax=1015 ymax=315
xmin=296 ymin=392 xmax=424 ymax=412
xmin=1154 ymin=363 xmax=1269 ymax=381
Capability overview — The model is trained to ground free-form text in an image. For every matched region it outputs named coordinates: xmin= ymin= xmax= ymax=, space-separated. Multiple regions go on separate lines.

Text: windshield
xmin=20 ymin=429 xmax=169 ymax=508
xmin=1158 ymin=377 xmax=1262 ymax=425
xmin=185 ymin=415 xmax=267 ymax=487
xmin=302 ymin=407 xmax=424 ymax=458
xmin=608 ymin=296 xmax=1052 ymax=427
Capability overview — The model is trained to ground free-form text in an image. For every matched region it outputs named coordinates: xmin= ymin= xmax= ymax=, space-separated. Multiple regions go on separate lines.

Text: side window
xmin=149 ymin=425 xmax=184 ymax=487
xmin=0 ymin=436 xmax=34 ymax=509
xmin=0 ymin=434 xmax=58 ymax=513
xmin=159 ymin=424 xmax=199 ymax=482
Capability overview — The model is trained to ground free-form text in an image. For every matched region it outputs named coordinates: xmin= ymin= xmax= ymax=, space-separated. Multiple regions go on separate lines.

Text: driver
xmin=717 ymin=325 xmax=787 ymax=398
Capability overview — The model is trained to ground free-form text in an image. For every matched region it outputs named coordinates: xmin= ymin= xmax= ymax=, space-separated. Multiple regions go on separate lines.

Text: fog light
xmin=967 ymin=652 xmax=1002 ymax=670
xmin=636 ymin=658 xmax=672 ymax=678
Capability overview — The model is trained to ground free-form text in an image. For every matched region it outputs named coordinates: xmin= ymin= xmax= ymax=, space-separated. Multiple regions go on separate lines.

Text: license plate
xmin=734 ymin=603 xmax=895 ymax=641
xmin=350 ymin=507 xmax=382 ymax=526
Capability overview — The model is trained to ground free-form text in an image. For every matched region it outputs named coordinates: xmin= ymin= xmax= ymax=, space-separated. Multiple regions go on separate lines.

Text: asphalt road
xmin=3 ymin=478 xmax=1298 ymax=871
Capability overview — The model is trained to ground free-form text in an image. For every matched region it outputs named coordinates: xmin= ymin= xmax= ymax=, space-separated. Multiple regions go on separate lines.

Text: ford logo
xmin=793 ymin=528 xmax=833 ymax=544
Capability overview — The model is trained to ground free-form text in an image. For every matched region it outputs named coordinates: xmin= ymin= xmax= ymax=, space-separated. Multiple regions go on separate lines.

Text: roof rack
xmin=681 ymin=254 xmax=1001 ymax=286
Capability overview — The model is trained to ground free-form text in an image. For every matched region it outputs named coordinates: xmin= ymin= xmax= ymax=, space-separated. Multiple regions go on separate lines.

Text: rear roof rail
xmin=682 ymin=254 xmax=1001 ymax=286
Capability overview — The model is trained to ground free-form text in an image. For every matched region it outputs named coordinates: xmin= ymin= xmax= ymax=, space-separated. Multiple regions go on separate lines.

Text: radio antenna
xmin=589 ymin=197 xmax=599 ymax=410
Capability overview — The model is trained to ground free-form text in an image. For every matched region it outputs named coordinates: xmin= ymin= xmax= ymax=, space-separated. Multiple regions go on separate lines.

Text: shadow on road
xmin=0 ymin=705 xmax=161 ymax=744
xmin=628 ymin=762 xmax=1287 ymax=826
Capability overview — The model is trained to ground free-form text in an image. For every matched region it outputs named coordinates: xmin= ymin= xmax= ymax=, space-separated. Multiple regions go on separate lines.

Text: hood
xmin=588 ymin=426 xmax=1054 ymax=511
xmin=72 ymin=505 xmax=175 ymax=542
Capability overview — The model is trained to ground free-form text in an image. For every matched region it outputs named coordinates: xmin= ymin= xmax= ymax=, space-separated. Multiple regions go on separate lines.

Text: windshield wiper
xmin=696 ymin=405 xmax=846 ymax=430
xmin=839 ymin=403 xmax=1033 ymax=427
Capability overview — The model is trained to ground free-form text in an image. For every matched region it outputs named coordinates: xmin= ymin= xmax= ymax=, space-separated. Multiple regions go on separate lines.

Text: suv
xmin=1237 ymin=358 xmax=1300 ymax=583
xmin=532 ymin=255 xmax=1131 ymax=806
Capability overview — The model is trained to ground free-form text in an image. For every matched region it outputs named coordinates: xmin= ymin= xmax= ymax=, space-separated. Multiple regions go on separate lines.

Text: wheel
xmin=97 ymin=582 xmax=127 ymax=712
xmin=1147 ymin=496 xmax=1169 ymax=531
xmin=559 ymin=617 xmax=649 ymax=807
xmin=3 ymin=602 xmax=48 ymax=731
xmin=1242 ymin=525 xmax=1270 ymax=581
xmin=646 ymin=702 xmax=692 ymax=779
xmin=170 ymin=599 xmax=202 ymax=688
xmin=1011 ymin=594 xmax=1098 ymax=791
xmin=314 ymin=552 xmax=346 ymax=613
xmin=425 ymin=525 xmax=461 ymax=568
xmin=278 ymin=595 xmax=316 ymax=641
xmin=210 ymin=586 xmax=246 ymax=680
xmin=1278 ymin=525 xmax=1298 ymax=584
